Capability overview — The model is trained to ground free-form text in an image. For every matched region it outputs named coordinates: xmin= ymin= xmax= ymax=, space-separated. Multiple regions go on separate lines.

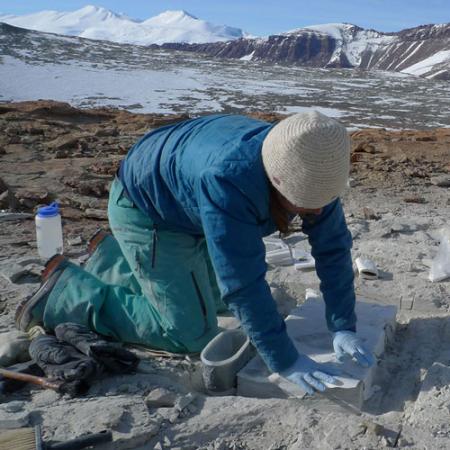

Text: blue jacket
xmin=119 ymin=114 xmax=356 ymax=372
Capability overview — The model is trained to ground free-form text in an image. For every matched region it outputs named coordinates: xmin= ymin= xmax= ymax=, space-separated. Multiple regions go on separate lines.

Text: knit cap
xmin=262 ymin=111 xmax=350 ymax=209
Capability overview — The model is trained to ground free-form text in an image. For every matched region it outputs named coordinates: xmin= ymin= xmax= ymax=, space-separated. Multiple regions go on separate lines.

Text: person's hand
xmin=333 ymin=331 xmax=375 ymax=368
xmin=281 ymin=354 xmax=340 ymax=395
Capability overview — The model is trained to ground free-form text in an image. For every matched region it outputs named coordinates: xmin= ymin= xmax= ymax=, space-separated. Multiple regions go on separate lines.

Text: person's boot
xmin=15 ymin=255 xmax=68 ymax=332
xmin=87 ymin=229 xmax=110 ymax=257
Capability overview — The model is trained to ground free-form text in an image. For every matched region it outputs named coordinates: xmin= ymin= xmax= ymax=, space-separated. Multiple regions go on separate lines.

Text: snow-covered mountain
xmin=0 ymin=5 xmax=245 ymax=44
xmin=159 ymin=22 xmax=450 ymax=80
xmin=286 ymin=23 xmax=396 ymax=67
xmin=1 ymin=7 xmax=448 ymax=79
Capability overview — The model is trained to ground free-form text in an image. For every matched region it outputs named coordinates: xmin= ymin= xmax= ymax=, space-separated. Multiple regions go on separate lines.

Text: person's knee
xmin=174 ymin=325 xmax=220 ymax=354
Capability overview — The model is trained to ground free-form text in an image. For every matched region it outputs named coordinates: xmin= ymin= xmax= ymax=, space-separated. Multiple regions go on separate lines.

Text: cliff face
xmin=157 ymin=35 xmax=338 ymax=66
xmin=156 ymin=23 xmax=450 ymax=80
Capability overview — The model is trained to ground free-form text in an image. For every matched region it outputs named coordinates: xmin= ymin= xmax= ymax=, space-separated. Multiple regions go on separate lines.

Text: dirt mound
xmin=351 ymin=127 xmax=450 ymax=188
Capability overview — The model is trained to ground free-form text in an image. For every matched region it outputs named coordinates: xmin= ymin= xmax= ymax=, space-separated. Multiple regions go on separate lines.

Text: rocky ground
xmin=1 ymin=101 xmax=450 ymax=449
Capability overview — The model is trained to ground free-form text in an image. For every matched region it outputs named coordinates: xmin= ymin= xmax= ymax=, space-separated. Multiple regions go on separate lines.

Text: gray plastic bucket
xmin=200 ymin=329 xmax=254 ymax=393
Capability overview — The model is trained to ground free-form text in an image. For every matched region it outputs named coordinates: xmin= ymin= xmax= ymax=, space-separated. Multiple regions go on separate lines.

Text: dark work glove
xmin=55 ymin=323 xmax=139 ymax=374
xmin=29 ymin=335 xmax=101 ymax=382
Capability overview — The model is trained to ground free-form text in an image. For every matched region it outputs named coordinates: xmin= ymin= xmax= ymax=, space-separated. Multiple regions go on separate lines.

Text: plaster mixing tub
xmin=201 ymin=329 xmax=254 ymax=394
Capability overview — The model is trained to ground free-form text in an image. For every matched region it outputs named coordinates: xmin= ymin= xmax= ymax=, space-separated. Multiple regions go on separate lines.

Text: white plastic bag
xmin=0 ymin=330 xmax=30 ymax=366
xmin=355 ymin=257 xmax=379 ymax=280
xmin=429 ymin=227 xmax=450 ymax=282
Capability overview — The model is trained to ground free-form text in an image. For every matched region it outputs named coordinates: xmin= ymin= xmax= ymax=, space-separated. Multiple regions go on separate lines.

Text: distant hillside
xmin=157 ymin=23 xmax=450 ymax=80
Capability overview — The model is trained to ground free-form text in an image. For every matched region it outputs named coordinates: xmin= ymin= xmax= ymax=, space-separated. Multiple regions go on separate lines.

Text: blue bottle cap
xmin=37 ymin=202 xmax=60 ymax=218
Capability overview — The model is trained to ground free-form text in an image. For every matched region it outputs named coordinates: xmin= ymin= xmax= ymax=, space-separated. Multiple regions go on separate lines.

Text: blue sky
xmin=1 ymin=1 xmax=448 ymax=35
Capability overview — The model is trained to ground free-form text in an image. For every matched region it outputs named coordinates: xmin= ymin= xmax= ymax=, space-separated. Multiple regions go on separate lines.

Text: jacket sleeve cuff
xmin=225 ymin=278 xmax=298 ymax=373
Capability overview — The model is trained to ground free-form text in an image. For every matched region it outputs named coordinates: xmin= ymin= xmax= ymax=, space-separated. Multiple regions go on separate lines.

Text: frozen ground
xmin=0 ymin=102 xmax=449 ymax=449
xmin=1 ymin=25 xmax=450 ymax=129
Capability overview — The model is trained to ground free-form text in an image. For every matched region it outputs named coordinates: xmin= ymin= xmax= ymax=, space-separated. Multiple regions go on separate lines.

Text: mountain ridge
xmin=0 ymin=6 xmax=245 ymax=44
xmin=156 ymin=22 xmax=450 ymax=80
xmin=0 ymin=6 xmax=448 ymax=79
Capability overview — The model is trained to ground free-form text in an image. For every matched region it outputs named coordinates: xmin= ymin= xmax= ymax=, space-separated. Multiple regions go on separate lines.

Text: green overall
xmin=43 ymin=178 xmax=226 ymax=353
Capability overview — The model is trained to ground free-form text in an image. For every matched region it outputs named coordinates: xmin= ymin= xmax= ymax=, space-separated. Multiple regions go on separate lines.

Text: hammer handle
xmin=0 ymin=368 xmax=63 ymax=391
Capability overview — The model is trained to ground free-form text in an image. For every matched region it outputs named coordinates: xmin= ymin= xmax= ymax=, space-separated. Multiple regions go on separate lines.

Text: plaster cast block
xmin=237 ymin=293 xmax=397 ymax=408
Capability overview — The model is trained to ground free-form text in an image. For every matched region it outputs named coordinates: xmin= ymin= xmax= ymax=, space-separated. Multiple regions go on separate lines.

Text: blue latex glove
xmin=333 ymin=331 xmax=375 ymax=368
xmin=281 ymin=354 xmax=340 ymax=395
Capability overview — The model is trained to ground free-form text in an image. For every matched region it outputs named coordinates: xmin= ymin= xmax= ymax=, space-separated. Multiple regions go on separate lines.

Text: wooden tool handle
xmin=0 ymin=368 xmax=63 ymax=391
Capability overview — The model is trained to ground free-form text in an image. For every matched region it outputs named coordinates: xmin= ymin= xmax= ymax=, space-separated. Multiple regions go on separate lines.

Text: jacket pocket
xmin=116 ymin=186 xmax=135 ymax=209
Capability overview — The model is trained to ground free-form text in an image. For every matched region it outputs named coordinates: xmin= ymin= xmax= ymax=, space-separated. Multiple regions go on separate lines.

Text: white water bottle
xmin=35 ymin=202 xmax=64 ymax=259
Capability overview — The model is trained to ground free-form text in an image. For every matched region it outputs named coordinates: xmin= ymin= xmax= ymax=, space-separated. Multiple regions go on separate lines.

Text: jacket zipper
xmin=191 ymin=272 xmax=208 ymax=319
xmin=151 ymin=229 xmax=157 ymax=268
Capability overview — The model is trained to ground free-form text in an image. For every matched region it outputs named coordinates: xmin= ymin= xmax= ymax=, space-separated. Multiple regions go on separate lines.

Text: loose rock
xmin=0 ymin=411 xmax=30 ymax=428
xmin=403 ymin=196 xmax=427 ymax=204
xmin=145 ymin=388 xmax=177 ymax=408
xmin=363 ymin=207 xmax=381 ymax=220
xmin=0 ymin=212 xmax=33 ymax=222
xmin=68 ymin=236 xmax=83 ymax=246
xmin=431 ymin=175 xmax=450 ymax=187
xmin=84 ymin=209 xmax=108 ymax=220
xmin=175 ymin=392 xmax=197 ymax=412
xmin=3 ymin=401 xmax=26 ymax=413
xmin=15 ymin=188 xmax=51 ymax=210
xmin=0 ymin=263 xmax=33 ymax=283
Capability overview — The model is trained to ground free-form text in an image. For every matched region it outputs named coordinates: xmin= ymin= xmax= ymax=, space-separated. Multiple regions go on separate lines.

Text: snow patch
xmin=392 ymin=41 xmax=421 ymax=70
xmin=302 ymin=23 xmax=354 ymax=40
xmin=396 ymin=41 xmax=425 ymax=69
xmin=283 ymin=106 xmax=345 ymax=117
xmin=428 ymin=69 xmax=449 ymax=79
xmin=402 ymin=50 xmax=450 ymax=76
xmin=240 ymin=51 xmax=255 ymax=61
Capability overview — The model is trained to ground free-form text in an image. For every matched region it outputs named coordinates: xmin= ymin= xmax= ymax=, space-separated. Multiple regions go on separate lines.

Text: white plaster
xmin=237 ymin=293 xmax=397 ymax=408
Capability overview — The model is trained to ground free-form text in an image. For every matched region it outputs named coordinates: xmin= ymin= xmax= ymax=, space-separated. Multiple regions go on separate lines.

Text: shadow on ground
xmin=363 ymin=315 xmax=450 ymax=415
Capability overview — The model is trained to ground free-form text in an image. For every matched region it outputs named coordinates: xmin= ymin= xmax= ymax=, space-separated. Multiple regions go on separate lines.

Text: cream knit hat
xmin=262 ymin=111 xmax=350 ymax=209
